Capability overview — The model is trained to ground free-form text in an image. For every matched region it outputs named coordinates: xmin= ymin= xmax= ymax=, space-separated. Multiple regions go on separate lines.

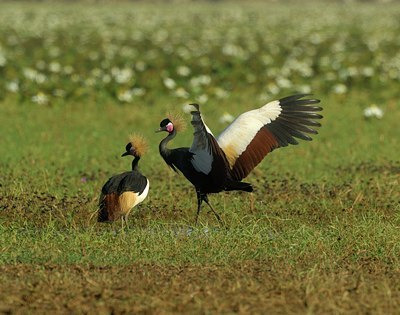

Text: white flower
xmin=6 ymin=81 xmax=19 ymax=93
xmin=132 ymin=88 xmax=145 ymax=96
xmin=163 ymin=77 xmax=176 ymax=90
xmin=112 ymin=67 xmax=134 ymax=84
xmin=117 ymin=90 xmax=133 ymax=102
xmin=63 ymin=65 xmax=74 ymax=75
xmin=276 ymin=77 xmax=292 ymax=89
xmin=190 ymin=75 xmax=211 ymax=88
xmin=23 ymin=68 xmax=38 ymax=81
xmin=102 ymin=74 xmax=111 ymax=84
xmin=364 ymin=105 xmax=384 ymax=119
xmin=297 ymin=84 xmax=311 ymax=94
xmin=333 ymin=83 xmax=347 ymax=94
xmin=182 ymin=103 xmax=193 ymax=113
xmin=214 ymin=87 xmax=229 ymax=99
xmin=35 ymin=73 xmax=47 ymax=84
xmin=196 ymin=94 xmax=208 ymax=104
xmin=219 ymin=112 xmax=235 ymax=124
xmin=362 ymin=67 xmax=374 ymax=77
xmin=32 ymin=92 xmax=49 ymax=105
xmin=176 ymin=66 xmax=191 ymax=77
xmin=49 ymin=62 xmax=61 ymax=73
xmin=174 ymin=87 xmax=189 ymax=98
xmin=23 ymin=68 xmax=46 ymax=83
xmin=117 ymin=88 xmax=145 ymax=102
xmin=222 ymin=44 xmax=245 ymax=58
xmin=198 ymin=75 xmax=211 ymax=85
xmin=267 ymin=82 xmax=280 ymax=95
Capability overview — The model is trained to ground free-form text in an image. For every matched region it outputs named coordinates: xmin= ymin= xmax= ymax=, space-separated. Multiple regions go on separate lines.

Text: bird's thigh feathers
xmin=119 ymin=192 xmax=137 ymax=215
xmin=99 ymin=192 xmax=137 ymax=221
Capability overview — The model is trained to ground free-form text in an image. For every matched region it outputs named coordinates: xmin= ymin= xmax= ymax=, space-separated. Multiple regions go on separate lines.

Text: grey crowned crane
xmin=157 ymin=94 xmax=323 ymax=224
xmin=98 ymin=135 xmax=150 ymax=227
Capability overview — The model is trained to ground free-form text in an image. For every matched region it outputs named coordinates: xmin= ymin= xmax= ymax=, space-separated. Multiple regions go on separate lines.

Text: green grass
xmin=0 ymin=1 xmax=400 ymax=313
xmin=1 ymin=91 xmax=399 ymax=267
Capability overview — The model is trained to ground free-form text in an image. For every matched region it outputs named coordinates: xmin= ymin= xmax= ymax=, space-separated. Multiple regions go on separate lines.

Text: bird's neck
xmin=131 ymin=156 xmax=140 ymax=171
xmin=159 ymin=130 xmax=176 ymax=161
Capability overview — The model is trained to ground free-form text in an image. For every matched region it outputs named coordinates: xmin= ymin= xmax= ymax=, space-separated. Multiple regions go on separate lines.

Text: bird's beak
xmin=155 ymin=127 xmax=164 ymax=133
xmin=121 ymin=151 xmax=129 ymax=157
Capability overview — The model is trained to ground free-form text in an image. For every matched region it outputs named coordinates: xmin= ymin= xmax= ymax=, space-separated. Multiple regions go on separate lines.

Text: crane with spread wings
xmin=157 ymin=94 xmax=323 ymax=224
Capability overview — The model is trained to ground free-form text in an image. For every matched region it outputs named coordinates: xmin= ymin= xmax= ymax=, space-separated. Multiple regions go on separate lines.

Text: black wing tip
xmin=279 ymin=93 xmax=312 ymax=101
xmin=267 ymin=92 xmax=323 ymax=146
xmin=279 ymin=94 xmax=322 ymax=108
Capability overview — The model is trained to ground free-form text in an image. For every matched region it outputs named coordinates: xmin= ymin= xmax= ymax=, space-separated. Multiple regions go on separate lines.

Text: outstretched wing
xmin=189 ymin=104 xmax=228 ymax=176
xmin=217 ymin=94 xmax=322 ymax=181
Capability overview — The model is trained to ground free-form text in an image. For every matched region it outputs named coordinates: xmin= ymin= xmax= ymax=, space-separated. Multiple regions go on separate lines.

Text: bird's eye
xmin=160 ymin=118 xmax=171 ymax=127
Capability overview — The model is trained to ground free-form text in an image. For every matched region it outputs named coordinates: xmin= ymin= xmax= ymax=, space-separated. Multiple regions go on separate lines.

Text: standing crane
xmin=98 ymin=135 xmax=150 ymax=228
xmin=157 ymin=94 xmax=322 ymax=224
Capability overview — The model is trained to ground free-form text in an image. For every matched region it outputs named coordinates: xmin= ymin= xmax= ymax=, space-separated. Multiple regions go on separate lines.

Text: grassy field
xmin=1 ymin=1 xmax=400 ymax=314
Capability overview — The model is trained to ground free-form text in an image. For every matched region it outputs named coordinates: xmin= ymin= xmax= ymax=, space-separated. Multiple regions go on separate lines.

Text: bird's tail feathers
xmin=224 ymin=181 xmax=253 ymax=192
xmin=98 ymin=193 xmax=120 ymax=222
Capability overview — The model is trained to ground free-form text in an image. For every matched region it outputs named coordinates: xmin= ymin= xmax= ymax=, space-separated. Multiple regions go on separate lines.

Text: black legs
xmin=195 ymin=191 xmax=223 ymax=225
xmin=195 ymin=191 xmax=202 ymax=224
xmin=203 ymin=196 xmax=223 ymax=225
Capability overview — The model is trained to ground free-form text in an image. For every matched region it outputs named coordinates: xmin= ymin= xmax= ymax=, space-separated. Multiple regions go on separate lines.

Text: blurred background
xmin=1 ymin=0 xmax=399 ymax=107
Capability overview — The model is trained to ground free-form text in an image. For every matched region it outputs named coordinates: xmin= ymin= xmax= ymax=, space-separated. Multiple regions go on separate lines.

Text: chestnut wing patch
xmin=229 ymin=127 xmax=279 ymax=181
xmin=218 ymin=94 xmax=322 ymax=181
xmin=98 ymin=171 xmax=149 ymax=222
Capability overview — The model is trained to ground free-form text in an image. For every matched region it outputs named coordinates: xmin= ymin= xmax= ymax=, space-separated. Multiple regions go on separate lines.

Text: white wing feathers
xmin=217 ymin=100 xmax=282 ymax=166
xmin=185 ymin=95 xmax=321 ymax=181
xmin=189 ymin=104 xmax=214 ymax=174
xmin=188 ymin=100 xmax=282 ymax=174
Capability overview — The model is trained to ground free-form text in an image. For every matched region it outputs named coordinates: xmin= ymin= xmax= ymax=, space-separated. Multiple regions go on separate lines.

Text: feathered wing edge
xmin=267 ymin=94 xmax=322 ymax=146
xmin=218 ymin=94 xmax=323 ymax=181
xmin=189 ymin=104 xmax=229 ymax=179
xmin=189 ymin=104 xmax=214 ymax=174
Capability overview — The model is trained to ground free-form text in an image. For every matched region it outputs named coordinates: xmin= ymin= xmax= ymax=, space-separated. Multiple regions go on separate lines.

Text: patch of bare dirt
xmin=0 ymin=192 xmax=94 ymax=228
xmin=0 ymin=261 xmax=399 ymax=314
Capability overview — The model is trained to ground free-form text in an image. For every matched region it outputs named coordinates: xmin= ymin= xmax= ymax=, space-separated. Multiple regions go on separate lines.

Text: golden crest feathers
xmin=167 ymin=111 xmax=187 ymax=132
xmin=128 ymin=134 xmax=148 ymax=157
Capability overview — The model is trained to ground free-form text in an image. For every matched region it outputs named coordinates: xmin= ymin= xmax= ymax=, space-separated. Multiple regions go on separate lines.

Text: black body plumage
xmin=98 ymin=144 xmax=149 ymax=224
xmin=101 ymin=171 xmax=148 ymax=197
xmin=157 ymin=94 xmax=322 ymax=224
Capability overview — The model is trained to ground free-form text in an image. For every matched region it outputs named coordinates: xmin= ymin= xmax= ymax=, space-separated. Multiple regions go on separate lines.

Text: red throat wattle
xmin=166 ymin=123 xmax=174 ymax=133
